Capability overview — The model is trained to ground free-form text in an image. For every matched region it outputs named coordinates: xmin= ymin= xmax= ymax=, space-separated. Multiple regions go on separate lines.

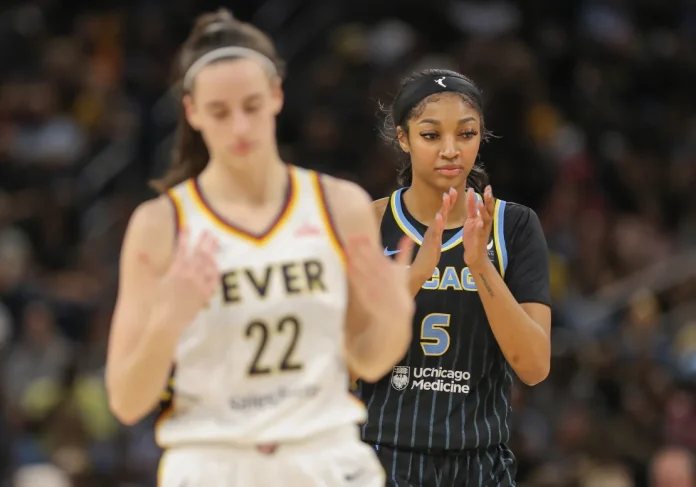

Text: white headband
xmin=183 ymin=46 xmax=277 ymax=91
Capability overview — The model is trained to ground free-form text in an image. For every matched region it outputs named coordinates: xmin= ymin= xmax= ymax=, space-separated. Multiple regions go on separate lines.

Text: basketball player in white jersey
xmin=105 ymin=9 xmax=415 ymax=487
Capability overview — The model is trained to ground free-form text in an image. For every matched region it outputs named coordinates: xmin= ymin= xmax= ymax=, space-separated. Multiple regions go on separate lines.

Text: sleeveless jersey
xmin=155 ymin=165 xmax=366 ymax=448
xmin=357 ymin=187 xmax=513 ymax=452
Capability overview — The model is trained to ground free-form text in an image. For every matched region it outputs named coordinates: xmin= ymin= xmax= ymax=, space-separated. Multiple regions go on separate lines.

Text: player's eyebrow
xmin=204 ymin=93 xmax=263 ymax=109
xmin=418 ymin=117 xmax=477 ymax=125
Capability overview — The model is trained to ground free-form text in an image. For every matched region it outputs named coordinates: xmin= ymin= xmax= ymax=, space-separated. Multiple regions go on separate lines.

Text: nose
xmin=230 ymin=112 xmax=251 ymax=138
xmin=439 ymin=136 xmax=460 ymax=160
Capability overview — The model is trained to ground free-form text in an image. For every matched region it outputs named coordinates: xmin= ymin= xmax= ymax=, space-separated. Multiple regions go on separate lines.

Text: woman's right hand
xmin=141 ymin=227 xmax=220 ymax=330
xmin=408 ymin=188 xmax=457 ymax=292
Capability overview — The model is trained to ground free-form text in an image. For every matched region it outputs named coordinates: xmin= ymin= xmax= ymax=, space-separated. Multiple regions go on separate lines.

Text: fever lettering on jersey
xmin=220 ymin=259 xmax=327 ymax=304
xmin=155 ymin=166 xmax=366 ymax=449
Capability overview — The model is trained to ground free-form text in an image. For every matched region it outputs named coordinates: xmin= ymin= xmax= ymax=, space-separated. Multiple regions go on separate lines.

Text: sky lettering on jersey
xmin=421 ymin=266 xmax=478 ymax=292
xmin=221 ymin=259 xmax=327 ymax=304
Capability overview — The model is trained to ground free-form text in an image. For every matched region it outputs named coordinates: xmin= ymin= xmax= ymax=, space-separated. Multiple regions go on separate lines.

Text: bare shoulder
xmin=128 ymin=196 xmax=175 ymax=239
xmin=320 ymin=174 xmax=373 ymax=216
xmin=319 ymin=174 xmax=377 ymax=240
xmin=123 ymin=196 xmax=176 ymax=274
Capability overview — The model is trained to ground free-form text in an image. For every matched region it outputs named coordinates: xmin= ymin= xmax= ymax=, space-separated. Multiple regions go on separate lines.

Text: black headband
xmin=393 ymin=75 xmax=480 ymax=127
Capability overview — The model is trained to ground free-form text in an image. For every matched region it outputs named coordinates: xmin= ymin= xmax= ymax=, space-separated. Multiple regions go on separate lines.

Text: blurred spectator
xmin=650 ymin=446 xmax=695 ymax=487
xmin=13 ymin=464 xmax=70 ymax=487
xmin=2 ymin=301 xmax=71 ymax=408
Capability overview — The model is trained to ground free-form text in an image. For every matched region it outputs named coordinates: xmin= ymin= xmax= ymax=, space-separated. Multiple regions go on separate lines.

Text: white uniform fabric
xmin=158 ymin=425 xmax=385 ymax=487
xmin=155 ymin=165 xmax=379 ymax=486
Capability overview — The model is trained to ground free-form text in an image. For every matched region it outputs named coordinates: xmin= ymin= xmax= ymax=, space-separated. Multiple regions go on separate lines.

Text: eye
xmin=210 ymin=110 xmax=229 ymax=120
xmin=244 ymin=102 xmax=262 ymax=114
xmin=460 ymin=129 xmax=478 ymax=139
xmin=420 ymin=132 xmax=438 ymax=140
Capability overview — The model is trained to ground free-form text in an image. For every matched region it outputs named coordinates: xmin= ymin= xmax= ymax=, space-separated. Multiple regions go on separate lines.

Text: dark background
xmin=1 ymin=0 xmax=696 ymax=485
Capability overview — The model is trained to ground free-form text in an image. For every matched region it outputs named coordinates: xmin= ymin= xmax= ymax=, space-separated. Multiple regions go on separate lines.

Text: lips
xmin=435 ymin=165 xmax=463 ymax=177
xmin=229 ymin=142 xmax=252 ymax=154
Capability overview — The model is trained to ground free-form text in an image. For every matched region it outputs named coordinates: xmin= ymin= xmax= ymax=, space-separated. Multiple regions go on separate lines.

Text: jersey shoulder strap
xmin=292 ymin=167 xmax=346 ymax=266
xmin=492 ymin=197 xmax=508 ymax=278
xmin=164 ymin=180 xmax=190 ymax=232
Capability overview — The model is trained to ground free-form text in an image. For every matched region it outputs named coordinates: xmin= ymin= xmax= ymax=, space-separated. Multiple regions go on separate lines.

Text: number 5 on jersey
xmin=245 ymin=316 xmax=304 ymax=376
xmin=420 ymin=313 xmax=451 ymax=356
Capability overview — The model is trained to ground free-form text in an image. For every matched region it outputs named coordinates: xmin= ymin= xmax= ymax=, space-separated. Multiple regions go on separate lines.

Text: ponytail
xmin=150 ymin=109 xmax=209 ymax=193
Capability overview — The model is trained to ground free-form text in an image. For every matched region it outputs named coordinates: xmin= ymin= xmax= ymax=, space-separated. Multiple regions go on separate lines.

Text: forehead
xmin=413 ymin=92 xmax=480 ymax=123
xmin=191 ymin=58 xmax=269 ymax=102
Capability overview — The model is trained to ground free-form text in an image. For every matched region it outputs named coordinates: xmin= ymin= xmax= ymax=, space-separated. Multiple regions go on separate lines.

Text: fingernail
xmin=442 ymin=193 xmax=448 ymax=199
xmin=436 ymin=212 xmax=441 ymax=219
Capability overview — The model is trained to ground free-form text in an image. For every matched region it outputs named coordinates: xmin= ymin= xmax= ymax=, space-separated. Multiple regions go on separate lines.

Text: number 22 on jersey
xmin=245 ymin=316 xmax=304 ymax=376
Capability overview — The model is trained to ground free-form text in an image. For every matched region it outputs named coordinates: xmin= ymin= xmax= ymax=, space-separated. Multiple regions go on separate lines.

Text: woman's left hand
xmin=462 ymin=185 xmax=495 ymax=270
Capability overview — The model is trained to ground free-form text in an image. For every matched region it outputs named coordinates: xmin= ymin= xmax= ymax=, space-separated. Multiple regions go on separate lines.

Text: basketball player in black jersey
xmin=354 ymin=70 xmax=551 ymax=486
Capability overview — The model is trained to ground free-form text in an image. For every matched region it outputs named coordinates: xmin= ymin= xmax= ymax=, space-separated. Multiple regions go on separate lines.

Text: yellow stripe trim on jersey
xmin=389 ymin=190 xmax=423 ymax=245
xmin=389 ymin=188 xmax=482 ymax=252
xmin=492 ymin=199 xmax=508 ymax=278
xmin=166 ymin=189 xmax=185 ymax=231
xmin=154 ymin=401 xmax=174 ymax=448
xmin=154 ymin=371 xmax=176 ymax=448
xmin=157 ymin=449 xmax=169 ymax=487
xmin=309 ymin=171 xmax=346 ymax=268
xmin=186 ymin=165 xmax=299 ymax=245
xmin=441 ymin=235 xmax=463 ymax=252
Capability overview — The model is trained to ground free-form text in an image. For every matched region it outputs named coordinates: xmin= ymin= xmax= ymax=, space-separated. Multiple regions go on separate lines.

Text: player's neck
xmin=404 ymin=179 xmax=468 ymax=229
xmin=199 ymin=153 xmax=287 ymax=206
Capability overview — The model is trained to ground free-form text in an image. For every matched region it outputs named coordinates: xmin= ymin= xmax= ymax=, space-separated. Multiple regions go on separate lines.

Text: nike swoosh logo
xmin=487 ymin=239 xmax=494 ymax=250
xmin=384 ymin=248 xmax=401 ymax=256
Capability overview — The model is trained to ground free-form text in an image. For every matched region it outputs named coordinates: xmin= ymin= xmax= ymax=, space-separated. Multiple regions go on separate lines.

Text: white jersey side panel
xmin=155 ymin=166 xmax=365 ymax=447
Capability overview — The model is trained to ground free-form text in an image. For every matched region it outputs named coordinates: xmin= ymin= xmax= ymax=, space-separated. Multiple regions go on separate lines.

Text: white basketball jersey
xmin=155 ymin=165 xmax=366 ymax=448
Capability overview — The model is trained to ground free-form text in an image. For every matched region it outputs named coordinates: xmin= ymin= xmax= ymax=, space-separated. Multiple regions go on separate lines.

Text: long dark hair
xmin=380 ymin=69 xmax=492 ymax=191
xmin=150 ymin=9 xmax=285 ymax=193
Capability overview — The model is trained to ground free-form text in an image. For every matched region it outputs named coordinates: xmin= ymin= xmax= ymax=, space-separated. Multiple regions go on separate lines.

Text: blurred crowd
xmin=1 ymin=0 xmax=695 ymax=486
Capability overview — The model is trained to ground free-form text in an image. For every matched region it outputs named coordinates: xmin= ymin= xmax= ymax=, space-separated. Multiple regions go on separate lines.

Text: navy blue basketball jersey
xmin=356 ymin=187 xmax=550 ymax=453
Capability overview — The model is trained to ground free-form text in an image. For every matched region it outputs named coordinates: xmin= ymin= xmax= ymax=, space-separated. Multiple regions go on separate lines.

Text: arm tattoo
xmin=479 ymin=273 xmax=494 ymax=297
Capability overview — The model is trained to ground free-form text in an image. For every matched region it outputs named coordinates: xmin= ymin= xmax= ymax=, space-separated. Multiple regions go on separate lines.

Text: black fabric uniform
xmin=355 ymin=188 xmax=551 ymax=487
